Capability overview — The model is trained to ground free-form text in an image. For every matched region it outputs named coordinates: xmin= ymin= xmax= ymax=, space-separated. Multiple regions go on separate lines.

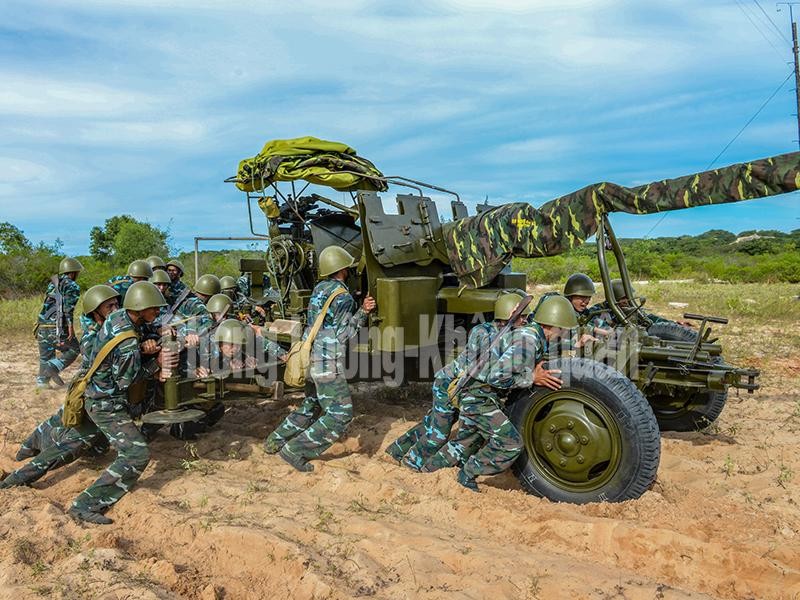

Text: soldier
xmin=563 ymin=273 xmax=612 ymax=336
xmin=425 ymin=293 xmax=576 ymax=491
xmin=35 ymin=257 xmax=83 ymax=389
xmin=220 ymin=275 xmax=248 ymax=315
xmin=146 ymin=255 xmax=167 ymax=272
xmin=197 ymin=318 xmax=287 ymax=378
xmin=11 ymin=285 xmax=120 ymax=471
xmin=165 ymin=259 xmax=189 ymax=302
xmin=264 ymin=246 xmax=375 ymax=472
xmin=385 ymin=302 xmax=505 ymax=470
xmin=107 ymin=259 xmax=154 ymax=303
xmin=68 ymin=281 xmax=169 ymax=524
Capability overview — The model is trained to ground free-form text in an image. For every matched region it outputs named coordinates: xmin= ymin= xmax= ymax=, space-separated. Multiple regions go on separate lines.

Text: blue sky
xmin=1 ymin=0 xmax=800 ymax=255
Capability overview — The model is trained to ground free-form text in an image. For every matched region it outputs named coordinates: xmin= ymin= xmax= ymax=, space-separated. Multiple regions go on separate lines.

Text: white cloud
xmin=0 ymin=73 xmax=155 ymax=118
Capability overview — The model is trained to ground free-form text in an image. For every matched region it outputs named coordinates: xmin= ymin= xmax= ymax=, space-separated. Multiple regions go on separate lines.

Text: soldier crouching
xmin=68 ymin=281 xmax=174 ymax=525
xmin=264 ymin=246 xmax=375 ymax=472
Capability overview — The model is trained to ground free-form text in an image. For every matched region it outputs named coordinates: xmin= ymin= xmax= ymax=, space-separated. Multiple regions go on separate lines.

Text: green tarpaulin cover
xmin=443 ymin=152 xmax=800 ymax=288
xmin=235 ymin=136 xmax=387 ymax=193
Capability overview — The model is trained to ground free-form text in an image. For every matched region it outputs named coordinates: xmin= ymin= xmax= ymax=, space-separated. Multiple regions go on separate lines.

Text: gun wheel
xmin=509 ymin=358 xmax=660 ymax=503
xmin=645 ymin=322 xmax=728 ymax=432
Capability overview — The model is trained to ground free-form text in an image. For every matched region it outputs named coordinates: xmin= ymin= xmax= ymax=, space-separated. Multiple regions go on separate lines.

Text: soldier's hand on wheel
xmin=249 ymin=324 xmax=263 ymax=336
xmin=534 ymin=363 xmax=563 ymax=390
xmin=196 ymin=366 xmax=210 ymax=378
xmin=140 ymin=339 xmax=160 ymax=355
xmin=593 ymin=327 xmax=613 ymax=337
xmin=185 ymin=333 xmax=200 ymax=347
xmin=362 ymin=295 xmax=376 ymax=313
xmin=575 ymin=333 xmax=598 ymax=348
xmin=254 ymin=306 xmax=267 ymax=317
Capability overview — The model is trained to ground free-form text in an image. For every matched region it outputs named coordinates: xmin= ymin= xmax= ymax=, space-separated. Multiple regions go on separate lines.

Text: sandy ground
xmin=1 ymin=326 xmax=799 ymax=600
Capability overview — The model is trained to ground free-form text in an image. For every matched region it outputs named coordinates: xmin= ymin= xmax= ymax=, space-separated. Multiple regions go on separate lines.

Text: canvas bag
xmin=62 ymin=330 xmax=138 ymax=427
xmin=283 ymin=288 xmax=345 ymax=388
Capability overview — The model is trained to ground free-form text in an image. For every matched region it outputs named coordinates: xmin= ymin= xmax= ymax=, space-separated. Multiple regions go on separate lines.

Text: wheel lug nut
xmin=580 ymin=436 xmax=589 ymax=445
xmin=567 ymin=420 xmax=574 ymax=429
xmin=549 ymin=424 xmax=556 ymax=433
xmin=576 ymin=455 xmax=585 ymax=464
xmin=545 ymin=443 xmax=553 ymax=451
xmin=559 ymin=459 xmax=567 ymax=467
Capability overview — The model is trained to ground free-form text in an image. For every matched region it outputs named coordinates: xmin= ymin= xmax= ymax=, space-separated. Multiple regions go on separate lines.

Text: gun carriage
xmin=145 ymin=137 xmax=798 ymax=503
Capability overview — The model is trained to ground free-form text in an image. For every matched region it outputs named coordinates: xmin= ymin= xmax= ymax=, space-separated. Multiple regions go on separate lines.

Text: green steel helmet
xmin=194 ymin=274 xmax=221 ymax=296
xmin=127 ymin=259 xmax=154 ymax=279
xmin=122 ymin=281 xmax=167 ymax=311
xmin=146 ymin=255 xmax=166 ymax=270
xmin=494 ymin=292 xmax=532 ymax=321
xmin=82 ymin=284 xmax=120 ymax=315
xmin=533 ymin=294 xmax=579 ymax=329
xmin=58 ymin=257 xmax=84 ymax=275
xmin=206 ymin=293 xmax=232 ymax=315
xmin=213 ymin=318 xmax=247 ymax=346
xmin=610 ymin=279 xmax=635 ymax=301
xmin=149 ymin=269 xmax=172 ymax=285
xmin=166 ymin=258 xmax=185 ymax=274
xmin=318 ymin=246 xmax=355 ymax=278
xmin=219 ymin=275 xmax=237 ymax=291
xmin=563 ymin=273 xmax=596 ymax=297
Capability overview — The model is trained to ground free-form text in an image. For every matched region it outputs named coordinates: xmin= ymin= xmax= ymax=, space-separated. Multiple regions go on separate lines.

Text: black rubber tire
xmin=508 ymin=358 xmax=660 ymax=504
xmin=645 ymin=322 xmax=728 ymax=432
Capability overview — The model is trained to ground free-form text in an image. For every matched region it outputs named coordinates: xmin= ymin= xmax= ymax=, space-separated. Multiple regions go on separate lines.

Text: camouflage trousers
xmin=18 ymin=408 xmax=70 ymax=457
xmin=36 ymin=326 xmax=80 ymax=384
xmin=385 ymin=374 xmax=458 ymax=470
xmin=267 ymin=370 xmax=353 ymax=461
xmin=425 ymin=386 xmax=522 ymax=479
xmin=72 ymin=396 xmax=150 ymax=512
xmin=1 ymin=409 xmax=105 ymax=488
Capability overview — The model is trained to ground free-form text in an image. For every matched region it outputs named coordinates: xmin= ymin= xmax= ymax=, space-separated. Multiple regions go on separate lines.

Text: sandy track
xmin=1 ymin=336 xmax=799 ymax=600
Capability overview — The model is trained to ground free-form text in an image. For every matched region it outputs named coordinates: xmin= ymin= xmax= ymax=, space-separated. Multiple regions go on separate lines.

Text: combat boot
xmin=278 ymin=448 xmax=314 ymax=472
xmin=456 ymin=469 xmax=479 ymax=492
xmin=68 ymin=507 xmax=113 ymax=525
xmin=384 ymin=444 xmax=405 ymax=462
xmin=41 ymin=363 xmax=65 ymax=387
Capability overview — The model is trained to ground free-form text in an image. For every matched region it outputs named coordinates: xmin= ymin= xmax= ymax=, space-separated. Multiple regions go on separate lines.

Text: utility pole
xmin=778 ymin=2 xmax=800 ymax=148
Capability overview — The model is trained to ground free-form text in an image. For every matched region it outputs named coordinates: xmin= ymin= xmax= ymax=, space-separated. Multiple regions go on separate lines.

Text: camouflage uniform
xmin=266 ymin=279 xmax=366 ymax=460
xmin=425 ymin=324 xmax=545 ymax=481
xmin=71 ymin=309 xmax=157 ymax=513
xmin=236 ymin=275 xmax=251 ymax=298
xmin=168 ymin=279 xmax=189 ymax=304
xmin=443 ymin=152 xmax=800 ymax=288
xmin=36 ymin=274 xmax=81 ymax=386
xmin=106 ymin=275 xmax=135 ymax=304
xmin=385 ymin=322 xmax=495 ymax=470
xmin=3 ymin=316 xmax=110 ymax=487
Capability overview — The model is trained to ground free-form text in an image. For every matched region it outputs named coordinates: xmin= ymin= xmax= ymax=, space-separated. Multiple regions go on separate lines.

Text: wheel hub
xmin=528 ymin=395 xmax=619 ymax=486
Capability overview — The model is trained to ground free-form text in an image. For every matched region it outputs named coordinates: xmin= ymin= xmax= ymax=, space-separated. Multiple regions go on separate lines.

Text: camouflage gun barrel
xmin=445 ymin=152 xmax=800 ymax=288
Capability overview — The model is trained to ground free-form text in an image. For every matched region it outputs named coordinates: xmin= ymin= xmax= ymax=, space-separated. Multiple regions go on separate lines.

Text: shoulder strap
xmin=81 ymin=330 xmax=138 ymax=384
xmin=305 ymin=287 xmax=347 ymax=346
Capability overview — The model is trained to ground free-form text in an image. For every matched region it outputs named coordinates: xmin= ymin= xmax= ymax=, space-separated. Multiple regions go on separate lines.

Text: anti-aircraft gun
xmin=153 ymin=136 xmax=800 ymax=504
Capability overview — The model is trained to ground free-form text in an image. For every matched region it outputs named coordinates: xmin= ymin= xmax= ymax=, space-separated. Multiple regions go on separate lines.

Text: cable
xmin=752 ymin=0 xmax=792 ymax=46
xmin=734 ymin=0 xmax=789 ymax=59
xmin=643 ymin=70 xmax=794 ymax=239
